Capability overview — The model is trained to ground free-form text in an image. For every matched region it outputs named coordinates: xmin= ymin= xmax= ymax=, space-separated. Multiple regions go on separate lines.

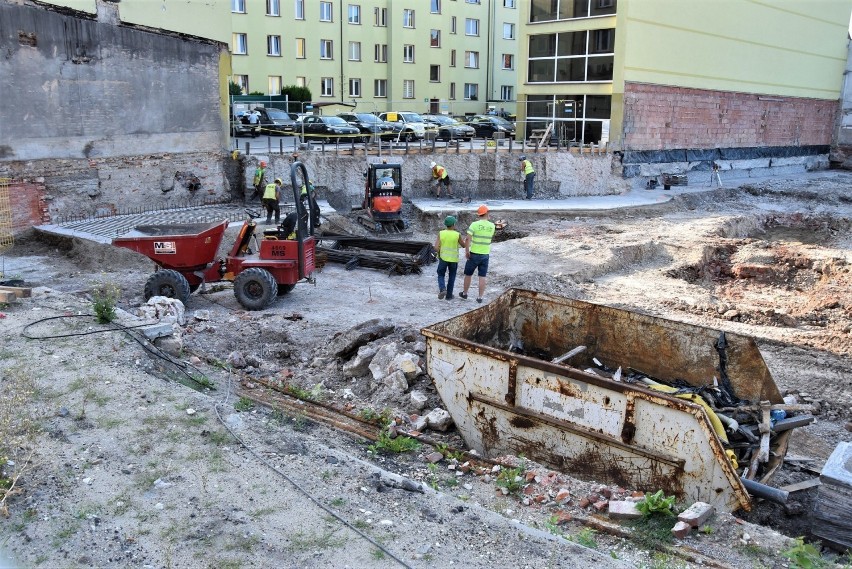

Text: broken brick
xmin=671 ymin=520 xmax=692 ymax=539
xmin=579 ymin=497 xmax=591 ymax=509
xmin=678 ymin=502 xmax=715 ymax=528
xmin=608 ymin=500 xmax=643 ymax=520
xmin=592 ymin=500 xmax=609 ymax=512
xmin=555 ymin=488 xmax=571 ymax=503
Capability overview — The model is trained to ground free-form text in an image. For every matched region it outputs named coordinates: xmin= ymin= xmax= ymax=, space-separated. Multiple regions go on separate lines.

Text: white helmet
xmin=430 ymin=161 xmax=436 ymax=168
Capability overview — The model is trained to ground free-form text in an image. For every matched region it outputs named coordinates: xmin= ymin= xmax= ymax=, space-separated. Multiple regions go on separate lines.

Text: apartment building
xmin=518 ymin=0 xmax=852 ymax=155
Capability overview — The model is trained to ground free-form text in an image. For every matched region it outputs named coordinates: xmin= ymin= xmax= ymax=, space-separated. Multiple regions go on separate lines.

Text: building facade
xmin=517 ymin=0 xmax=852 ymax=157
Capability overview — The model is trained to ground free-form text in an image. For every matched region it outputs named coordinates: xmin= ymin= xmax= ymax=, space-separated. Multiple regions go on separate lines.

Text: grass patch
xmin=572 ymin=527 xmax=598 ymax=549
xmin=225 ymin=533 xmax=261 ymax=552
xmin=359 ymin=407 xmax=392 ymax=427
xmin=494 ymin=465 xmax=525 ymax=495
xmin=367 ymin=432 xmax=421 ymax=455
xmin=234 ymin=397 xmax=255 ymax=412
xmin=250 ymin=507 xmax=276 ymax=519
xmin=1 ymin=366 xmax=45 ymax=517
xmin=330 ymin=497 xmax=345 ymax=507
xmin=371 ymin=548 xmax=386 ymax=560
xmin=288 ymin=529 xmax=346 ymax=552
xmin=629 ymin=515 xmax=675 ymax=551
xmin=208 ymin=429 xmax=235 ymax=445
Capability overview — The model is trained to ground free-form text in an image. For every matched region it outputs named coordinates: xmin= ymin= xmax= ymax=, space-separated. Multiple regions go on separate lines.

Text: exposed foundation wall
xmin=830 ymin=41 xmax=852 ymax=169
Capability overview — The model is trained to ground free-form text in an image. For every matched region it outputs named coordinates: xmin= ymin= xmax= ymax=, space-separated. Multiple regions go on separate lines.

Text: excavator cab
xmin=361 ymin=162 xmax=405 ymax=231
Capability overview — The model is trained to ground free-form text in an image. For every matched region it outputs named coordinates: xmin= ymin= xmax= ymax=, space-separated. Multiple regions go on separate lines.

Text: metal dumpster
xmin=421 ymin=288 xmax=788 ymax=512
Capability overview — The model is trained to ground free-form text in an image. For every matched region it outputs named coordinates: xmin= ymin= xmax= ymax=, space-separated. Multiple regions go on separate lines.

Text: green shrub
xmin=636 ymin=489 xmax=677 ymax=517
xmin=92 ymin=282 xmax=120 ymax=323
xmin=782 ymin=537 xmax=830 ymax=569
xmin=367 ymin=432 xmax=420 ymax=454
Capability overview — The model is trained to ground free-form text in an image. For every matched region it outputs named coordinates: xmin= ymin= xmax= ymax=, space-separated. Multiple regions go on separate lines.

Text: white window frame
xmin=232 ymin=33 xmax=247 ymax=55
xmin=501 ymin=85 xmax=513 ymax=101
xmin=269 ymin=75 xmax=282 ymax=95
xmin=267 ymin=35 xmax=281 ymax=56
xmin=374 ymin=79 xmax=387 ymax=97
xmin=375 ymin=44 xmax=388 ymax=62
xmin=450 ymin=16 xmax=457 ymax=34
xmin=232 ymin=0 xmax=246 ymax=13
xmin=466 ymin=0 xmax=481 ymax=3
xmin=430 ymin=65 xmax=440 ymax=82
xmin=403 ymin=44 xmax=415 ymax=63
xmin=321 ymin=77 xmax=334 ymax=96
xmin=449 ymin=82 xmax=456 ymax=100
xmin=465 ymin=18 xmax=479 ymax=36
xmin=349 ymin=78 xmax=362 ymax=97
xmin=320 ymin=39 xmax=333 ymax=59
xmin=296 ymin=37 xmax=306 ymax=58
xmin=348 ymin=4 xmax=361 ymax=24
xmin=431 ymin=0 xmax=441 ymax=13
xmin=349 ymin=41 xmax=361 ymax=61
xmin=450 ymin=49 xmax=456 ymax=67
xmin=430 ymin=30 xmax=441 ymax=48
xmin=403 ymin=79 xmax=415 ymax=99
xmin=374 ymin=7 xmax=387 ymax=26
xmin=464 ymin=50 xmax=479 ymax=68
xmin=295 ymin=0 xmax=304 ymax=20
xmin=320 ymin=1 xmax=333 ymax=21
xmin=403 ymin=9 xmax=415 ymax=28
xmin=267 ymin=0 xmax=280 ymax=16
xmin=464 ymin=83 xmax=478 ymax=100
xmin=503 ymin=23 xmax=515 ymax=40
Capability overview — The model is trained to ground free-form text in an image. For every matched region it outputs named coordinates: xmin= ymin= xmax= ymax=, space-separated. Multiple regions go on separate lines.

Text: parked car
xmin=422 ymin=114 xmax=475 ymax=141
xmin=467 ymin=115 xmax=516 ymax=138
xmin=337 ymin=112 xmax=402 ymax=142
xmin=377 ymin=111 xmax=428 ymax=141
xmin=257 ymin=108 xmax=297 ymax=134
xmin=298 ymin=115 xmax=361 ymax=143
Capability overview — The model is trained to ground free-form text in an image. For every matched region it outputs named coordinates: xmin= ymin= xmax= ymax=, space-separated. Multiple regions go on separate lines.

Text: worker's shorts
xmin=436 ymin=175 xmax=451 ymax=187
xmin=463 ymin=253 xmax=489 ymax=277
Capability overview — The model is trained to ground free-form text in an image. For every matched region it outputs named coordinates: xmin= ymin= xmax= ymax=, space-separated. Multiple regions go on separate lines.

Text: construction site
xmin=2 ymin=0 xmax=852 ymax=568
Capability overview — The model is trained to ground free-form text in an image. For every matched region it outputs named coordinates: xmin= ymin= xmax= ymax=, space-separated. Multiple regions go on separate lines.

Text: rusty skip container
xmin=421 ymin=289 xmax=784 ymax=512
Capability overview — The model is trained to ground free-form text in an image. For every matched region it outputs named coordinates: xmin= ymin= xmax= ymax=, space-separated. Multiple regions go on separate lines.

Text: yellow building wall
xmin=615 ymin=0 xmax=852 ymax=99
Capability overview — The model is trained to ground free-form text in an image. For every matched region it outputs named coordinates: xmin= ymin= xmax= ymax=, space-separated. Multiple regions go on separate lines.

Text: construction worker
xmin=430 ymin=161 xmax=453 ymax=198
xmin=252 ymin=160 xmax=267 ymax=200
xmin=520 ymin=155 xmax=535 ymax=199
xmin=263 ymin=178 xmax=282 ymax=225
xmin=434 ymin=215 xmax=467 ymax=300
xmin=460 ymin=204 xmax=496 ymax=303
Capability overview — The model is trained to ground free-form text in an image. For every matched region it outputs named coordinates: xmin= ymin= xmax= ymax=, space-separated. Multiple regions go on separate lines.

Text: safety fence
xmin=0 ymin=178 xmax=11 ymax=278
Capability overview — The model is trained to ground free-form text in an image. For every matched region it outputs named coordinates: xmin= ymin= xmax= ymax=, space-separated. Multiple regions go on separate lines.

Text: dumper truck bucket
xmin=421 ymin=288 xmax=786 ymax=512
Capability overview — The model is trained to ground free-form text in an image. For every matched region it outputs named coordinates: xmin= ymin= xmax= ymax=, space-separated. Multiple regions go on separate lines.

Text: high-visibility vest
xmin=263 ymin=182 xmax=278 ymax=200
xmin=438 ymin=229 xmax=461 ymax=263
xmin=253 ymin=167 xmax=265 ymax=186
xmin=467 ymin=219 xmax=495 ymax=255
xmin=433 ymin=165 xmax=447 ymax=180
xmin=522 ymin=159 xmax=535 ymax=176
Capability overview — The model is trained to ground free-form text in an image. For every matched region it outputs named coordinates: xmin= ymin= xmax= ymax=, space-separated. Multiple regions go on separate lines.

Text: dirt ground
xmin=1 ymin=171 xmax=852 ymax=568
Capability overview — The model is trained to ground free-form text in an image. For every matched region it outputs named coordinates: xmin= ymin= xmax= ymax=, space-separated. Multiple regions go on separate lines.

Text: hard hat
xmin=519 ymin=155 xmax=526 ymax=160
xmin=260 ymin=161 xmax=266 ymax=166
xmin=274 ymin=178 xmax=283 ymax=184
xmin=444 ymin=215 xmax=457 ymax=227
xmin=477 ymin=205 xmax=488 ymax=215
xmin=430 ymin=161 xmax=436 ymax=168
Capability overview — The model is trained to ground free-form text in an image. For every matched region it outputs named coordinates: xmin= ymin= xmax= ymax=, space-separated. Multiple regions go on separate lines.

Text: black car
xmin=467 ymin=115 xmax=516 ymax=138
xmin=421 ymin=114 xmax=476 ymax=141
xmin=259 ymin=108 xmax=297 ymax=134
xmin=298 ymin=115 xmax=361 ymax=143
xmin=337 ymin=112 xmax=402 ymax=141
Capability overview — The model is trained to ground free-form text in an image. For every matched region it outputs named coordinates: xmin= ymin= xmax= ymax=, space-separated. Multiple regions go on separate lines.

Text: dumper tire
xmin=234 ymin=268 xmax=277 ymax=310
xmin=277 ymin=283 xmax=296 ymax=296
xmin=144 ymin=269 xmax=191 ymax=306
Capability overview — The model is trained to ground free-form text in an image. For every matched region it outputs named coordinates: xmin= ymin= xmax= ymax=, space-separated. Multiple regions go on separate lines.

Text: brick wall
xmin=623 ymin=82 xmax=838 ymax=151
xmin=7 ymin=180 xmax=49 ymax=235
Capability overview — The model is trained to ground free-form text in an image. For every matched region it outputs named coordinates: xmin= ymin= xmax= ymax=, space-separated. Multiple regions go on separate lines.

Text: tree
xmin=228 ymin=81 xmax=243 ymax=96
xmin=281 ymin=85 xmax=312 ymax=112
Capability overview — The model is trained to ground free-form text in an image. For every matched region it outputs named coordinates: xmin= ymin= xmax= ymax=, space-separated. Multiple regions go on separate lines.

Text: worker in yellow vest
xmin=433 ymin=216 xmax=468 ymax=300
xmin=460 ymin=204 xmax=496 ymax=303
xmin=520 ymin=155 xmax=535 ymax=199
xmin=263 ymin=178 xmax=282 ymax=225
xmin=430 ymin=161 xmax=454 ymax=198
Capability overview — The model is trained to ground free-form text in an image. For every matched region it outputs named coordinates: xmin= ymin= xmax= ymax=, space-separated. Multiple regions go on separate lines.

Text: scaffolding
xmin=0 ymin=178 xmax=12 ymax=278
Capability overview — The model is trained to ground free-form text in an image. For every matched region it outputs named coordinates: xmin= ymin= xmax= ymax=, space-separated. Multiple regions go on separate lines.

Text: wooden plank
xmin=0 ymin=285 xmax=32 ymax=298
xmin=0 ymin=291 xmax=15 ymax=303
xmin=779 ymin=478 xmax=821 ymax=493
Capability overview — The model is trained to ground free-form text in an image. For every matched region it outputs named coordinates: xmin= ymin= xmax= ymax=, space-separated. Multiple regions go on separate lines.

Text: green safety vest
xmin=438 ymin=229 xmax=461 ymax=263
xmin=522 ymin=159 xmax=535 ymax=176
xmin=467 ymin=219 xmax=495 ymax=255
xmin=433 ymin=165 xmax=447 ymax=180
xmin=263 ymin=182 xmax=278 ymax=200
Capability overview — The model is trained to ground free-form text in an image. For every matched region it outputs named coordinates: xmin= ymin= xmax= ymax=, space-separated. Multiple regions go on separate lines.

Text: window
xmin=231 ymin=0 xmax=245 ymax=13
xmin=349 ymin=78 xmax=361 ymax=97
xmin=267 ymin=0 xmax=280 ymax=16
xmin=374 ymin=79 xmax=387 ymax=97
xmin=374 ymin=7 xmax=386 ymax=26
xmin=269 ymin=75 xmax=281 ymax=95
xmin=296 ymin=37 xmax=306 ymax=58
xmin=503 ymin=23 xmax=515 ymax=39
xmin=403 ymin=79 xmax=415 ymax=99
xmin=450 ymin=16 xmax=456 ymax=34
xmin=450 ymin=49 xmax=456 ymax=67
xmin=502 ymin=54 xmax=513 ymax=69
xmin=466 ymin=0 xmax=480 ymax=3
xmin=431 ymin=0 xmax=441 ymax=13
xmin=320 ymin=39 xmax=333 ymax=59
xmin=464 ymin=83 xmax=478 ymax=100
xmin=449 ymin=82 xmax=456 ymax=100
xmin=592 ymin=28 xmax=615 ymax=53
xmin=320 ymin=2 xmax=333 ymax=21
xmin=348 ymin=4 xmax=361 ymax=24
xmin=501 ymin=85 xmax=513 ymax=100
xmin=295 ymin=0 xmax=304 ymax=19
xmin=503 ymin=0 xmax=515 ymax=6
xmin=464 ymin=50 xmax=479 ymax=68
xmin=267 ymin=35 xmax=281 ymax=56
xmin=321 ymin=77 xmax=334 ymax=96
xmin=296 ymin=76 xmax=306 ymax=87
xmin=349 ymin=41 xmax=361 ymax=61
xmin=465 ymin=19 xmax=479 ymax=36
xmin=531 ymin=0 xmax=617 ymax=22
xmin=430 ymin=30 xmax=440 ymax=47
xmin=430 ymin=65 xmax=440 ymax=82
xmin=374 ymin=44 xmax=387 ymax=62
xmin=233 ymin=74 xmax=248 ymax=94
xmin=528 ymin=30 xmax=615 ymax=83
xmin=403 ymin=44 xmax=415 ymax=63
xmin=232 ymin=33 xmax=247 ymax=54
xmin=403 ymin=9 xmax=415 ymax=28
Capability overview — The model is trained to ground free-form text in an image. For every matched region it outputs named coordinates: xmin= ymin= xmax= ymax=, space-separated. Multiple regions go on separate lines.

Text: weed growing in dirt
xmin=629 ymin=515 xmax=675 ymax=550
xmin=288 ymin=529 xmax=346 ymax=551
xmin=0 ymin=366 xmax=44 ymax=517
xmin=645 ymin=552 xmax=687 ymax=569
xmin=208 ymin=429 xmax=234 ymax=445
xmin=234 ymin=397 xmax=255 ymax=412
xmin=330 ymin=497 xmax=345 ymax=507
xmin=435 ymin=442 xmax=464 ymax=461
xmin=367 ymin=432 xmax=421 ymax=455
xmin=371 ymin=548 xmax=386 ymax=560
xmin=636 ymin=489 xmax=677 ymax=517
xmin=91 ymin=281 xmax=120 ymax=323
xmin=782 ymin=537 xmax=831 ymax=569
xmin=572 ymin=527 xmax=598 ymax=549
xmin=359 ymin=407 xmax=392 ymax=427
xmin=494 ymin=465 xmax=525 ymax=494
xmin=226 ymin=533 xmax=260 ymax=552
xmin=353 ymin=519 xmax=370 ymax=530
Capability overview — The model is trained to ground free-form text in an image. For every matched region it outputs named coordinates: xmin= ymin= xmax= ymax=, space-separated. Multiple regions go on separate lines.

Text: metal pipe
xmin=741 ymin=477 xmax=789 ymax=504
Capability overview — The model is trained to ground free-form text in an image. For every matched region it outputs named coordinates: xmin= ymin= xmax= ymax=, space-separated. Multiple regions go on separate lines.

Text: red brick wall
xmin=623 ymin=82 xmax=838 ymax=151
xmin=7 ymin=180 xmax=49 ymax=235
